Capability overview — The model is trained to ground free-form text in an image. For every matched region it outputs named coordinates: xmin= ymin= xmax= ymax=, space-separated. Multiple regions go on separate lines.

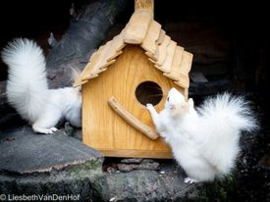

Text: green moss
xmin=197 ymin=173 xmax=236 ymax=202
xmin=67 ymin=159 xmax=104 ymax=180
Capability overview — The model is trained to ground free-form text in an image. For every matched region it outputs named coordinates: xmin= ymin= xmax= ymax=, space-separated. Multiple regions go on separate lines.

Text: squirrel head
xmin=165 ymin=88 xmax=190 ymax=118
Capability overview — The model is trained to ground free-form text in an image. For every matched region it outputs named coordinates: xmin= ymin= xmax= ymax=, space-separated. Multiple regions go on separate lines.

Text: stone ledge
xmin=0 ymin=126 xmax=235 ymax=201
xmin=0 ymin=126 xmax=103 ymax=174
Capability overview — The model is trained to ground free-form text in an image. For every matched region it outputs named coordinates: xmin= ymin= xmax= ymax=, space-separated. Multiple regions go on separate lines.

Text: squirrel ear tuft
xmin=188 ymin=98 xmax=194 ymax=109
xmin=69 ymin=66 xmax=81 ymax=81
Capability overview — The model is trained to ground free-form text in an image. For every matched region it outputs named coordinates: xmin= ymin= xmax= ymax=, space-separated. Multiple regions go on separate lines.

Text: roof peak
xmin=73 ymin=1 xmax=193 ymax=90
xmin=135 ymin=0 xmax=154 ymax=15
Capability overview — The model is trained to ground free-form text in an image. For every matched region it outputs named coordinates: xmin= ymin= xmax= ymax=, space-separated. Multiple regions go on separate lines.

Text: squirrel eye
xmin=167 ymin=97 xmax=170 ymax=101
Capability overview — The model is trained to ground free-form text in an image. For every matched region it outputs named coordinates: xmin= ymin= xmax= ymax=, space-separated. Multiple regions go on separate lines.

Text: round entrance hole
xmin=135 ymin=81 xmax=163 ymax=106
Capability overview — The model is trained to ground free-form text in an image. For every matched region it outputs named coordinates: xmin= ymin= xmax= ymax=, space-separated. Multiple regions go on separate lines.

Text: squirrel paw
xmin=48 ymin=127 xmax=58 ymax=134
xmin=40 ymin=127 xmax=58 ymax=134
xmin=32 ymin=125 xmax=58 ymax=134
xmin=146 ymin=103 xmax=154 ymax=110
xmin=184 ymin=177 xmax=199 ymax=184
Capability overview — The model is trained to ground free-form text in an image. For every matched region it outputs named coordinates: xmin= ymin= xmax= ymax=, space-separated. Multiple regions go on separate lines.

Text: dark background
xmin=0 ymin=1 xmax=269 ymax=89
xmin=0 ymin=1 xmax=269 ymax=201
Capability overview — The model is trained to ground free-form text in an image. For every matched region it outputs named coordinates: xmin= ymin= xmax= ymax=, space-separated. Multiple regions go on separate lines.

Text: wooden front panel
xmin=82 ymin=45 xmax=184 ymax=158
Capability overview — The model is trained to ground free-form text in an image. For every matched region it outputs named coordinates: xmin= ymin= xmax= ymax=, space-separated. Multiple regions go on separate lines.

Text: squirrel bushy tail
xmin=2 ymin=38 xmax=49 ymax=124
xmin=196 ymin=93 xmax=258 ymax=174
xmin=198 ymin=93 xmax=258 ymax=132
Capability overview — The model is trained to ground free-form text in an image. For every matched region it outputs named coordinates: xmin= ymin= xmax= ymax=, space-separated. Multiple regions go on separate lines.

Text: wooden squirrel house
xmin=74 ymin=0 xmax=193 ymax=158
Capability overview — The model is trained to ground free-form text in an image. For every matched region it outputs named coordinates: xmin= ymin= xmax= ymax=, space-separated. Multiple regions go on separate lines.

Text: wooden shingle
xmin=155 ymin=40 xmax=177 ymax=73
xmin=74 ymin=7 xmax=193 ymax=93
xmin=123 ymin=10 xmax=152 ymax=44
xmin=141 ymin=20 xmax=161 ymax=55
xmin=153 ymin=35 xmax=170 ymax=66
xmin=174 ymin=51 xmax=193 ymax=88
xmin=163 ymin=46 xmax=184 ymax=80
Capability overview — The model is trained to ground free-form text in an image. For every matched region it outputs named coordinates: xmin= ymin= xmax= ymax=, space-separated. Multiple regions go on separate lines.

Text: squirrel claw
xmin=32 ymin=125 xmax=58 ymax=134
xmin=51 ymin=127 xmax=58 ymax=133
xmin=146 ymin=103 xmax=153 ymax=110
xmin=184 ymin=177 xmax=199 ymax=184
xmin=47 ymin=127 xmax=58 ymax=134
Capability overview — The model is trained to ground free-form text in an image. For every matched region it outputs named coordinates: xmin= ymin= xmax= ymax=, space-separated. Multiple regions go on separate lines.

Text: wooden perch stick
xmin=108 ymin=96 xmax=159 ymax=140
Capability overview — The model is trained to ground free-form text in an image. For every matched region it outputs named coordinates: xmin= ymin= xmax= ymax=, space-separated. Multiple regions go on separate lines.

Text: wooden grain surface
xmin=108 ymin=96 xmax=159 ymax=140
xmin=135 ymin=0 xmax=154 ymax=13
xmin=158 ymin=40 xmax=177 ymax=73
xmin=123 ymin=10 xmax=152 ymax=44
xmin=164 ymin=46 xmax=184 ymax=80
xmin=154 ymin=35 xmax=170 ymax=67
xmin=174 ymin=51 xmax=193 ymax=88
xmin=82 ymin=45 xmax=185 ymax=158
xmin=141 ymin=20 xmax=161 ymax=55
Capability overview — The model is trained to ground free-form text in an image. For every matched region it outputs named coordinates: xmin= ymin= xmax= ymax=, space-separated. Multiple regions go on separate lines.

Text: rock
xmin=0 ymin=126 xmax=104 ymax=200
xmin=45 ymin=0 xmax=127 ymax=89
xmin=120 ymin=158 xmax=143 ymax=164
xmin=94 ymin=162 xmax=236 ymax=201
xmin=0 ymin=126 xmax=237 ymax=201
xmin=0 ymin=126 xmax=102 ymax=174
xmin=118 ymin=159 xmax=160 ymax=172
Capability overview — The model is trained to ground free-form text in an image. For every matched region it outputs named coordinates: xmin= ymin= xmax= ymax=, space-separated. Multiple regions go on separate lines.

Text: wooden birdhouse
xmin=74 ymin=0 xmax=193 ymax=159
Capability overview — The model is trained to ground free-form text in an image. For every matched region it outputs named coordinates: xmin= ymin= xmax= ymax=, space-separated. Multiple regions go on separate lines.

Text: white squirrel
xmin=146 ymin=88 xmax=258 ymax=183
xmin=1 ymin=38 xmax=82 ymax=134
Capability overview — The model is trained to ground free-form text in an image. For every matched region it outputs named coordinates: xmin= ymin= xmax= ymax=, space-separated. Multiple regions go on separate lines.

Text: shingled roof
xmin=74 ymin=9 xmax=193 ymax=88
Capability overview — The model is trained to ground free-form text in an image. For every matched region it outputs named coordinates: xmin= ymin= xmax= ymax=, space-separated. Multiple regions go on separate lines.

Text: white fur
xmin=2 ymin=38 xmax=81 ymax=134
xmin=146 ymin=88 xmax=257 ymax=183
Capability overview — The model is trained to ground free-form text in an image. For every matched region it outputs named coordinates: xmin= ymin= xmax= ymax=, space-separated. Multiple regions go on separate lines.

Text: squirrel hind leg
xmin=32 ymin=109 xmax=62 ymax=134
